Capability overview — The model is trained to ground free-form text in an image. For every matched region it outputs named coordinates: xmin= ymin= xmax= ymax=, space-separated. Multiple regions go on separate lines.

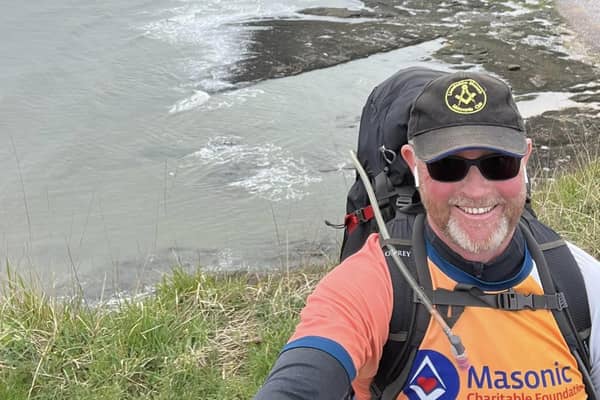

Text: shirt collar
xmin=424 ymin=220 xmax=530 ymax=289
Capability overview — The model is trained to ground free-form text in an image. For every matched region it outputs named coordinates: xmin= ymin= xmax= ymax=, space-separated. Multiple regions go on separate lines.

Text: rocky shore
xmin=557 ymin=0 xmax=600 ymax=63
xmin=226 ymin=0 xmax=600 ymax=176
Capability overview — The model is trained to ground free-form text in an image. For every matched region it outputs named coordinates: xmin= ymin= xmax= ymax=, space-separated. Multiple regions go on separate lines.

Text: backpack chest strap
xmin=417 ymin=286 xmax=568 ymax=311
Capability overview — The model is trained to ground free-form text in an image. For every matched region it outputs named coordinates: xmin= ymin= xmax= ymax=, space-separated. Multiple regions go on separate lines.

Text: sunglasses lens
xmin=426 ymin=157 xmax=470 ymax=182
xmin=480 ymin=155 xmax=521 ymax=180
xmin=426 ymin=155 xmax=521 ymax=182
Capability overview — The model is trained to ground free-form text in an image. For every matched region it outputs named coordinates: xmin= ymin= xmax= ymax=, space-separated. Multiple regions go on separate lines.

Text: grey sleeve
xmin=566 ymin=242 xmax=600 ymax=394
xmin=253 ymin=347 xmax=353 ymax=400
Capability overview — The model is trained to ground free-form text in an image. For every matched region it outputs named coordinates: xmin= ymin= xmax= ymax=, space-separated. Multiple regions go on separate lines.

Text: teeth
xmin=460 ymin=206 xmax=493 ymax=215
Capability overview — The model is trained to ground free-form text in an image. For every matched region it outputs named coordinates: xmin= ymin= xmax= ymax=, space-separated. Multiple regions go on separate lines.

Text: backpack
xmin=337 ymin=67 xmax=446 ymax=261
xmin=332 ymin=67 xmax=595 ymax=399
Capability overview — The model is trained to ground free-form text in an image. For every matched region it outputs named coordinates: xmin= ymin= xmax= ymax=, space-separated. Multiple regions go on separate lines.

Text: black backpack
xmin=337 ymin=67 xmax=446 ymax=260
xmin=332 ymin=67 xmax=595 ymax=399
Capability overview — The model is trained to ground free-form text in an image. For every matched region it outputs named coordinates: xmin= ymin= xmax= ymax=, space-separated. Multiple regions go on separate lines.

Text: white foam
xmin=571 ymin=82 xmax=600 ymax=90
xmin=520 ymin=35 xmax=567 ymax=55
xmin=183 ymin=136 xmax=321 ymax=201
xmin=494 ymin=1 xmax=534 ymax=17
xmin=198 ymin=87 xmax=265 ymax=111
xmin=394 ymin=5 xmax=431 ymax=16
xmin=530 ymin=17 xmax=553 ymax=27
xmin=142 ymin=0 xmax=367 ymax=52
xmin=229 ymin=159 xmax=321 ymax=201
xmin=141 ymin=0 xmax=367 ymax=105
xmin=168 ymin=90 xmax=210 ymax=114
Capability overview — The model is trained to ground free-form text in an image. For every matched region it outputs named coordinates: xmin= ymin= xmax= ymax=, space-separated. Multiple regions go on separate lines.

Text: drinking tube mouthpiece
xmin=349 ymin=150 xmax=471 ymax=371
xmin=450 ymin=335 xmax=469 ymax=370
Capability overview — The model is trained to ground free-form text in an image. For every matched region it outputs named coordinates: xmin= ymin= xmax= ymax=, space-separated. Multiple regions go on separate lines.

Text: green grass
xmin=532 ymin=160 xmax=600 ymax=258
xmin=1 ymin=160 xmax=600 ymax=399
xmin=0 ymin=267 xmax=326 ymax=399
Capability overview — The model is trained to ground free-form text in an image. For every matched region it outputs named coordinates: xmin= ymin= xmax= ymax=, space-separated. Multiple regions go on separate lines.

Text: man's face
xmin=410 ymin=145 xmax=531 ymax=262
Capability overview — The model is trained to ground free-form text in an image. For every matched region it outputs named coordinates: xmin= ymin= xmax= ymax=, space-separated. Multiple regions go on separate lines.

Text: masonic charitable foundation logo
xmin=403 ymin=350 xmax=585 ymax=400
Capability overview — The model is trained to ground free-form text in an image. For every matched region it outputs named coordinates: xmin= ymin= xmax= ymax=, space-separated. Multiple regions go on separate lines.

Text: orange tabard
xmin=396 ymin=259 xmax=586 ymax=400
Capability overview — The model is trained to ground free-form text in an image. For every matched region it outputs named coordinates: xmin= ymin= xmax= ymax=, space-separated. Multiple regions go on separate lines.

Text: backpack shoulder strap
xmin=519 ymin=212 xmax=596 ymax=399
xmin=520 ymin=211 xmax=592 ymax=343
xmin=370 ymin=213 xmax=431 ymax=400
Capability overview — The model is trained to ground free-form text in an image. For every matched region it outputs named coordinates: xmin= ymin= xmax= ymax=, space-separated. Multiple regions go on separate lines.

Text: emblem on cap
xmin=445 ymin=78 xmax=487 ymax=114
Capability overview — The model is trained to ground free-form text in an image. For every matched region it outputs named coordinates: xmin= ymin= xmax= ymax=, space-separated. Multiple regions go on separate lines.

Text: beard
xmin=446 ymin=211 xmax=510 ymax=253
xmin=421 ymin=190 xmax=525 ymax=256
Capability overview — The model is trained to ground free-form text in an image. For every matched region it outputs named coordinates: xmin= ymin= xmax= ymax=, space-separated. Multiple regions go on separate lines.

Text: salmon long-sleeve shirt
xmin=254 ymin=231 xmax=600 ymax=399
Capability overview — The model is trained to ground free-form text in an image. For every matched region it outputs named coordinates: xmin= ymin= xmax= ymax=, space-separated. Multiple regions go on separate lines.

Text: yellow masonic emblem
xmin=445 ymin=78 xmax=487 ymax=114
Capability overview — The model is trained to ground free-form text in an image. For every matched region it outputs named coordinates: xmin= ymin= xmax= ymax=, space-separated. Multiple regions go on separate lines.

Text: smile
xmin=457 ymin=205 xmax=495 ymax=215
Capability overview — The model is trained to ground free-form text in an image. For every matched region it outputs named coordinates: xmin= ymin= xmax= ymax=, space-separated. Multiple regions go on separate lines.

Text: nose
xmin=461 ymin=165 xmax=493 ymax=194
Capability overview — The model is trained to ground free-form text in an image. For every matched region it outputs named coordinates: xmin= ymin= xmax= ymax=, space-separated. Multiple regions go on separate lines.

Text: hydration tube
xmin=349 ymin=150 xmax=469 ymax=370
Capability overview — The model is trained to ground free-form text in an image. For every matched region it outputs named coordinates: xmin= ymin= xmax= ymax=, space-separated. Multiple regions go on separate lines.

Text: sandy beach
xmin=557 ymin=0 xmax=600 ymax=63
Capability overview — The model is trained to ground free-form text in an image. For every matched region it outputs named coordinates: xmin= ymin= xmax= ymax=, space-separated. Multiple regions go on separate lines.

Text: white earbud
xmin=524 ymin=168 xmax=529 ymax=184
xmin=413 ymin=167 xmax=420 ymax=188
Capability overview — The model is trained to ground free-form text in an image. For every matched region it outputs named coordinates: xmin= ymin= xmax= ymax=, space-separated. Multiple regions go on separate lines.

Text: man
xmin=254 ymin=71 xmax=600 ymax=399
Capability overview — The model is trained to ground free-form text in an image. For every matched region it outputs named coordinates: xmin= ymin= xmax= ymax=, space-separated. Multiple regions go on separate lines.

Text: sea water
xmin=1 ymin=0 xmax=594 ymax=298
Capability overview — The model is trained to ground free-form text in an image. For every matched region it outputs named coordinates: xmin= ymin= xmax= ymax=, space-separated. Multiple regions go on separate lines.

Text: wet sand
xmin=557 ymin=0 xmax=600 ymax=62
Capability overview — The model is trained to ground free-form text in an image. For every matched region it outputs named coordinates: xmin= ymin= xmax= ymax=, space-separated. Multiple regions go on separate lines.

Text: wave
xmin=168 ymin=90 xmax=210 ymax=113
xmin=139 ymin=0 xmax=366 ymax=106
xmin=180 ymin=135 xmax=322 ymax=201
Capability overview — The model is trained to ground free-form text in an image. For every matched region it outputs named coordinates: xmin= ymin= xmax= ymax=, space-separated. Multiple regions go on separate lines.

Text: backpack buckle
xmin=394 ymin=186 xmax=416 ymax=208
xmin=395 ymin=195 xmax=412 ymax=208
xmin=556 ymin=292 xmax=568 ymax=310
xmin=497 ymin=291 xmax=533 ymax=310
xmin=355 ymin=208 xmax=368 ymax=223
xmin=354 ymin=206 xmax=375 ymax=224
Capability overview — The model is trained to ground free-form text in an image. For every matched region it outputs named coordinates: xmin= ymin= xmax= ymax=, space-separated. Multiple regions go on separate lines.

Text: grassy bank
xmin=2 ymin=161 xmax=600 ymax=399
xmin=532 ymin=161 xmax=600 ymax=256
xmin=0 ymin=267 xmax=325 ymax=399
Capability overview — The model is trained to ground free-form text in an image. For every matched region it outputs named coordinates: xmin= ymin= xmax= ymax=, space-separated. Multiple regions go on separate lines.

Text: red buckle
xmin=345 ymin=206 xmax=374 ymax=233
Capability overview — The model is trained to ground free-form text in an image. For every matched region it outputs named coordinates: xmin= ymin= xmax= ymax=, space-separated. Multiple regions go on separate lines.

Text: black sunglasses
xmin=426 ymin=154 xmax=522 ymax=182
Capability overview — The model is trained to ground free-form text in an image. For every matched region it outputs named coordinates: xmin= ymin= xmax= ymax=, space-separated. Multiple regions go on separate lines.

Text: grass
xmin=0 ymin=267 xmax=325 ymax=399
xmin=532 ymin=159 xmax=600 ymax=258
xmin=1 ymin=160 xmax=600 ymax=399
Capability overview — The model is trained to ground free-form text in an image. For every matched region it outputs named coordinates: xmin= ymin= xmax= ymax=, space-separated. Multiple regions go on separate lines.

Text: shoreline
xmin=3 ymin=0 xmax=600 ymax=304
xmin=556 ymin=0 xmax=600 ymax=65
xmin=227 ymin=0 xmax=600 ymax=180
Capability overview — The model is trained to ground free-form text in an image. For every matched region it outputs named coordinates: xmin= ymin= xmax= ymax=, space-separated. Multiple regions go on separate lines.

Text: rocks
xmin=298 ymin=7 xmax=377 ymax=19
xmin=235 ymin=19 xmax=435 ymax=83
xmin=222 ymin=0 xmax=600 ymax=175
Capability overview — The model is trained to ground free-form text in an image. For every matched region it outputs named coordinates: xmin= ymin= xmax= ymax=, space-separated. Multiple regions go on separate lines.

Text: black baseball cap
xmin=407 ymin=71 xmax=527 ymax=162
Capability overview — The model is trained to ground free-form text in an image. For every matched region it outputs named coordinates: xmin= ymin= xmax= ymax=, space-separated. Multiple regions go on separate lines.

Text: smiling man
xmin=401 ymin=72 xmax=531 ymax=264
xmin=254 ymin=71 xmax=600 ymax=400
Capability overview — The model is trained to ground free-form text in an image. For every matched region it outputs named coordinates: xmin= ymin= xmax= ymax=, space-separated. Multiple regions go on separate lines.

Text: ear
xmin=400 ymin=144 xmax=418 ymax=170
xmin=401 ymin=144 xmax=420 ymax=187
xmin=522 ymin=138 xmax=533 ymax=165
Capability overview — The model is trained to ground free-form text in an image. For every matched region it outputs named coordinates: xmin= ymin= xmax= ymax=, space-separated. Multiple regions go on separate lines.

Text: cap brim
xmin=410 ymin=125 xmax=527 ymax=162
